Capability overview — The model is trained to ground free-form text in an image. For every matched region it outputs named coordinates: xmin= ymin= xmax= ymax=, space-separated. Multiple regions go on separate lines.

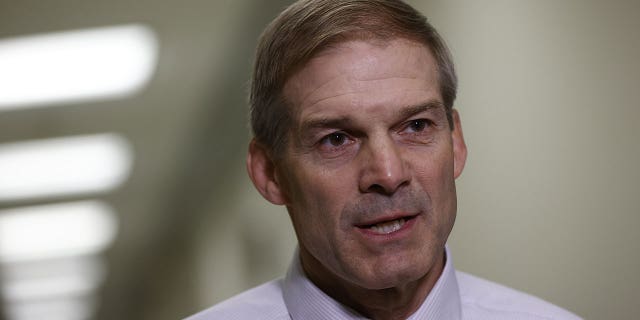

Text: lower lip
xmin=355 ymin=216 xmax=418 ymax=240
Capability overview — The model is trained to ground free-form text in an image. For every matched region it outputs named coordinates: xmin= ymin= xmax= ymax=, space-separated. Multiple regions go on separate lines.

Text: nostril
xmin=367 ymin=183 xmax=387 ymax=194
xmin=365 ymin=179 xmax=410 ymax=196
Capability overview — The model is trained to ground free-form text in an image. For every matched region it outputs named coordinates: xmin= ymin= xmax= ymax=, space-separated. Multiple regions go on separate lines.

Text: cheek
xmin=288 ymin=161 xmax=354 ymax=209
xmin=411 ymin=148 xmax=454 ymax=186
xmin=286 ymin=178 xmax=348 ymax=266
xmin=285 ymin=168 xmax=349 ymax=235
xmin=411 ymin=149 xmax=457 ymax=216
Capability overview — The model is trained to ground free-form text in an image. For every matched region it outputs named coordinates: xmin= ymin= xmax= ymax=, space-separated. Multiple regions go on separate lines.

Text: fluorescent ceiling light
xmin=5 ymin=295 xmax=96 ymax=320
xmin=1 ymin=256 xmax=106 ymax=301
xmin=1 ymin=255 xmax=104 ymax=282
xmin=2 ymin=270 xmax=105 ymax=301
xmin=0 ymin=201 xmax=118 ymax=263
xmin=0 ymin=24 xmax=158 ymax=111
xmin=0 ymin=133 xmax=133 ymax=201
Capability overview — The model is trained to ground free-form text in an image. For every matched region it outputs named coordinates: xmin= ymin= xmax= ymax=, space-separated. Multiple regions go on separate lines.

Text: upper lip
xmin=355 ymin=212 xmax=419 ymax=228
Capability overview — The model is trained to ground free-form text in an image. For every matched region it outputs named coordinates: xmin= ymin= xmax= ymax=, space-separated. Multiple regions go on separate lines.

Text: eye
xmin=321 ymin=132 xmax=349 ymax=147
xmin=406 ymin=119 xmax=430 ymax=133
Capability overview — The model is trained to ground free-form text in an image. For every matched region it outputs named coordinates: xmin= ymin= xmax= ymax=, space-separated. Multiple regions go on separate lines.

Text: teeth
xmin=369 ymin=218 xmax=405 ymax=234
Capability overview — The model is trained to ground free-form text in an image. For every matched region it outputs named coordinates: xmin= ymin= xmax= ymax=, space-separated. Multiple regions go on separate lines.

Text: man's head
xmin=250 ymin=0 xmax=457 ymax=158
xmin=247 ymin=0 xmax=467 ymax=298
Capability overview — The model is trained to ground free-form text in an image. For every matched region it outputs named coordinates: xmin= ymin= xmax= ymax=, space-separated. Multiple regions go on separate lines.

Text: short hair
xmin=250 ymin=0 xmax=457 ymax=157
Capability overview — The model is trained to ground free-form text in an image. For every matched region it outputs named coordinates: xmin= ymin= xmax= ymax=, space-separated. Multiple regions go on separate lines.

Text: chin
xmin=354 ymin=261 xmax=428 ymax=290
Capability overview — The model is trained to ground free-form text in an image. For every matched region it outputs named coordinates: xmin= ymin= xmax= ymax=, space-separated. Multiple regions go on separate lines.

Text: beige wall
xmin=412 ymin=1 xmax=640 ymax=318
xmin=191 ymin=1 xmax=640 ymax=320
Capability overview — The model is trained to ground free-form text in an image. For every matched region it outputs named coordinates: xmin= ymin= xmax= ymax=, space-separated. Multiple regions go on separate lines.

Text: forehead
xmin=282 ymin=38 xmax=441 ymax=122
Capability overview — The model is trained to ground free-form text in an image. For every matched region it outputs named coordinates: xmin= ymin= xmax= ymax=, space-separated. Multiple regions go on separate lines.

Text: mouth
xmin=356 ymin=214 xmax=418 ymax=236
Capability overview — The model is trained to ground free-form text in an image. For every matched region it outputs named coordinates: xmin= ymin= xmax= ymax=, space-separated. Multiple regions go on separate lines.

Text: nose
xmin=358 ymin=136 xmax=411 ymax=195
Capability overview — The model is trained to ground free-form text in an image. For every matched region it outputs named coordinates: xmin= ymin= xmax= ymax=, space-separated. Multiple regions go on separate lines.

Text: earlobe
xmin=246 ymin=139 xmax=288 ymax=205
xmin=451 ymin=109 xmax=467 ymax=179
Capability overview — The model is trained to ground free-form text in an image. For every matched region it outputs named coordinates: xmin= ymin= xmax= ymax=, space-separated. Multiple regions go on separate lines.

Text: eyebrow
xmin=299 ymin=100 xmax=445 ymax=133
xmin=299 ymin=116 xmax=354 ymax=134
xmin=397 ymin=100 xmax=445 ymax=120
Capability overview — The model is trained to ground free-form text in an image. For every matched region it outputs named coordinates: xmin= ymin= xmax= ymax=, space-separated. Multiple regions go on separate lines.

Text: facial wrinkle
xmin=342 ymin=187 xmax=431 ymax=226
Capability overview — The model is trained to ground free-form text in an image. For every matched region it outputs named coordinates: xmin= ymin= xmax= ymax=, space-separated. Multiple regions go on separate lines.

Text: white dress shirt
xmin=185 ymin=248 xmax=582 ymax=319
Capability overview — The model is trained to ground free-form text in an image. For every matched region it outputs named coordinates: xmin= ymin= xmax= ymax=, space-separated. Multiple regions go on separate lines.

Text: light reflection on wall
xmin=0 ymin=203 xmax=115 ymax=319
xmin=0 ymin=184 xmax=123 ymax=320
xmin=0 ymin=23 xmax=157 ymax=320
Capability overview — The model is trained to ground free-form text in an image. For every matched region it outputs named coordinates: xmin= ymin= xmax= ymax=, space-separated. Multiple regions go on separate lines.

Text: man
xmin=187 ymin=0 xmax=582 ymax=319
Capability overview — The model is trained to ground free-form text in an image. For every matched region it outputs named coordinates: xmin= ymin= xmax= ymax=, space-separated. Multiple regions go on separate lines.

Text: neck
xmin=299 ymin=248 xmax=446 ymax=320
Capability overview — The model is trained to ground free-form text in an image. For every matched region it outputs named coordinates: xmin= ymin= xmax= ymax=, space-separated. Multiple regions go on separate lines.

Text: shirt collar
xmin=282 ymin=246 xmax=462 ymax=320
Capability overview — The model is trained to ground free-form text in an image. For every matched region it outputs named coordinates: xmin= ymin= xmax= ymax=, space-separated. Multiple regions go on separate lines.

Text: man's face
xmin=263 ymin=38 xmax=466 ymax=290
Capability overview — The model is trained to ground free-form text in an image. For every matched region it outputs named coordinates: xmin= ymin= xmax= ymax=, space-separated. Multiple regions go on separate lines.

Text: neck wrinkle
xmin=283 ymin=246 xmax=461 ymax=320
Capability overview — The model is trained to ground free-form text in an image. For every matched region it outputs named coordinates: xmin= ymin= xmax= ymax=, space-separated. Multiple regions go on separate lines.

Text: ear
xmin=246 ymin=139 xmax=288 ymax=205
xmin=451 ymin=109 xmax=467 ymax=179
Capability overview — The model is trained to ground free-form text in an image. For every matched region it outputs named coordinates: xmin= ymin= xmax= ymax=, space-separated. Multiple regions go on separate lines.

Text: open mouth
xmin=357 ymin=215 xmax=417 ymax=235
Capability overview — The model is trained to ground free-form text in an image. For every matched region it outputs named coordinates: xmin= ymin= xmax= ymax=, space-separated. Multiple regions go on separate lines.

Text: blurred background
xmin=0 ymin=0 xmax=638 ymax=319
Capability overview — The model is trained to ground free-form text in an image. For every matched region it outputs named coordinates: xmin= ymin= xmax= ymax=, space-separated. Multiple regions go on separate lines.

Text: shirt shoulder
xmin=184 ymin=279 xmax=290 ymax=320
xmin=456 ymin=271 xmax=582 ymax=320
